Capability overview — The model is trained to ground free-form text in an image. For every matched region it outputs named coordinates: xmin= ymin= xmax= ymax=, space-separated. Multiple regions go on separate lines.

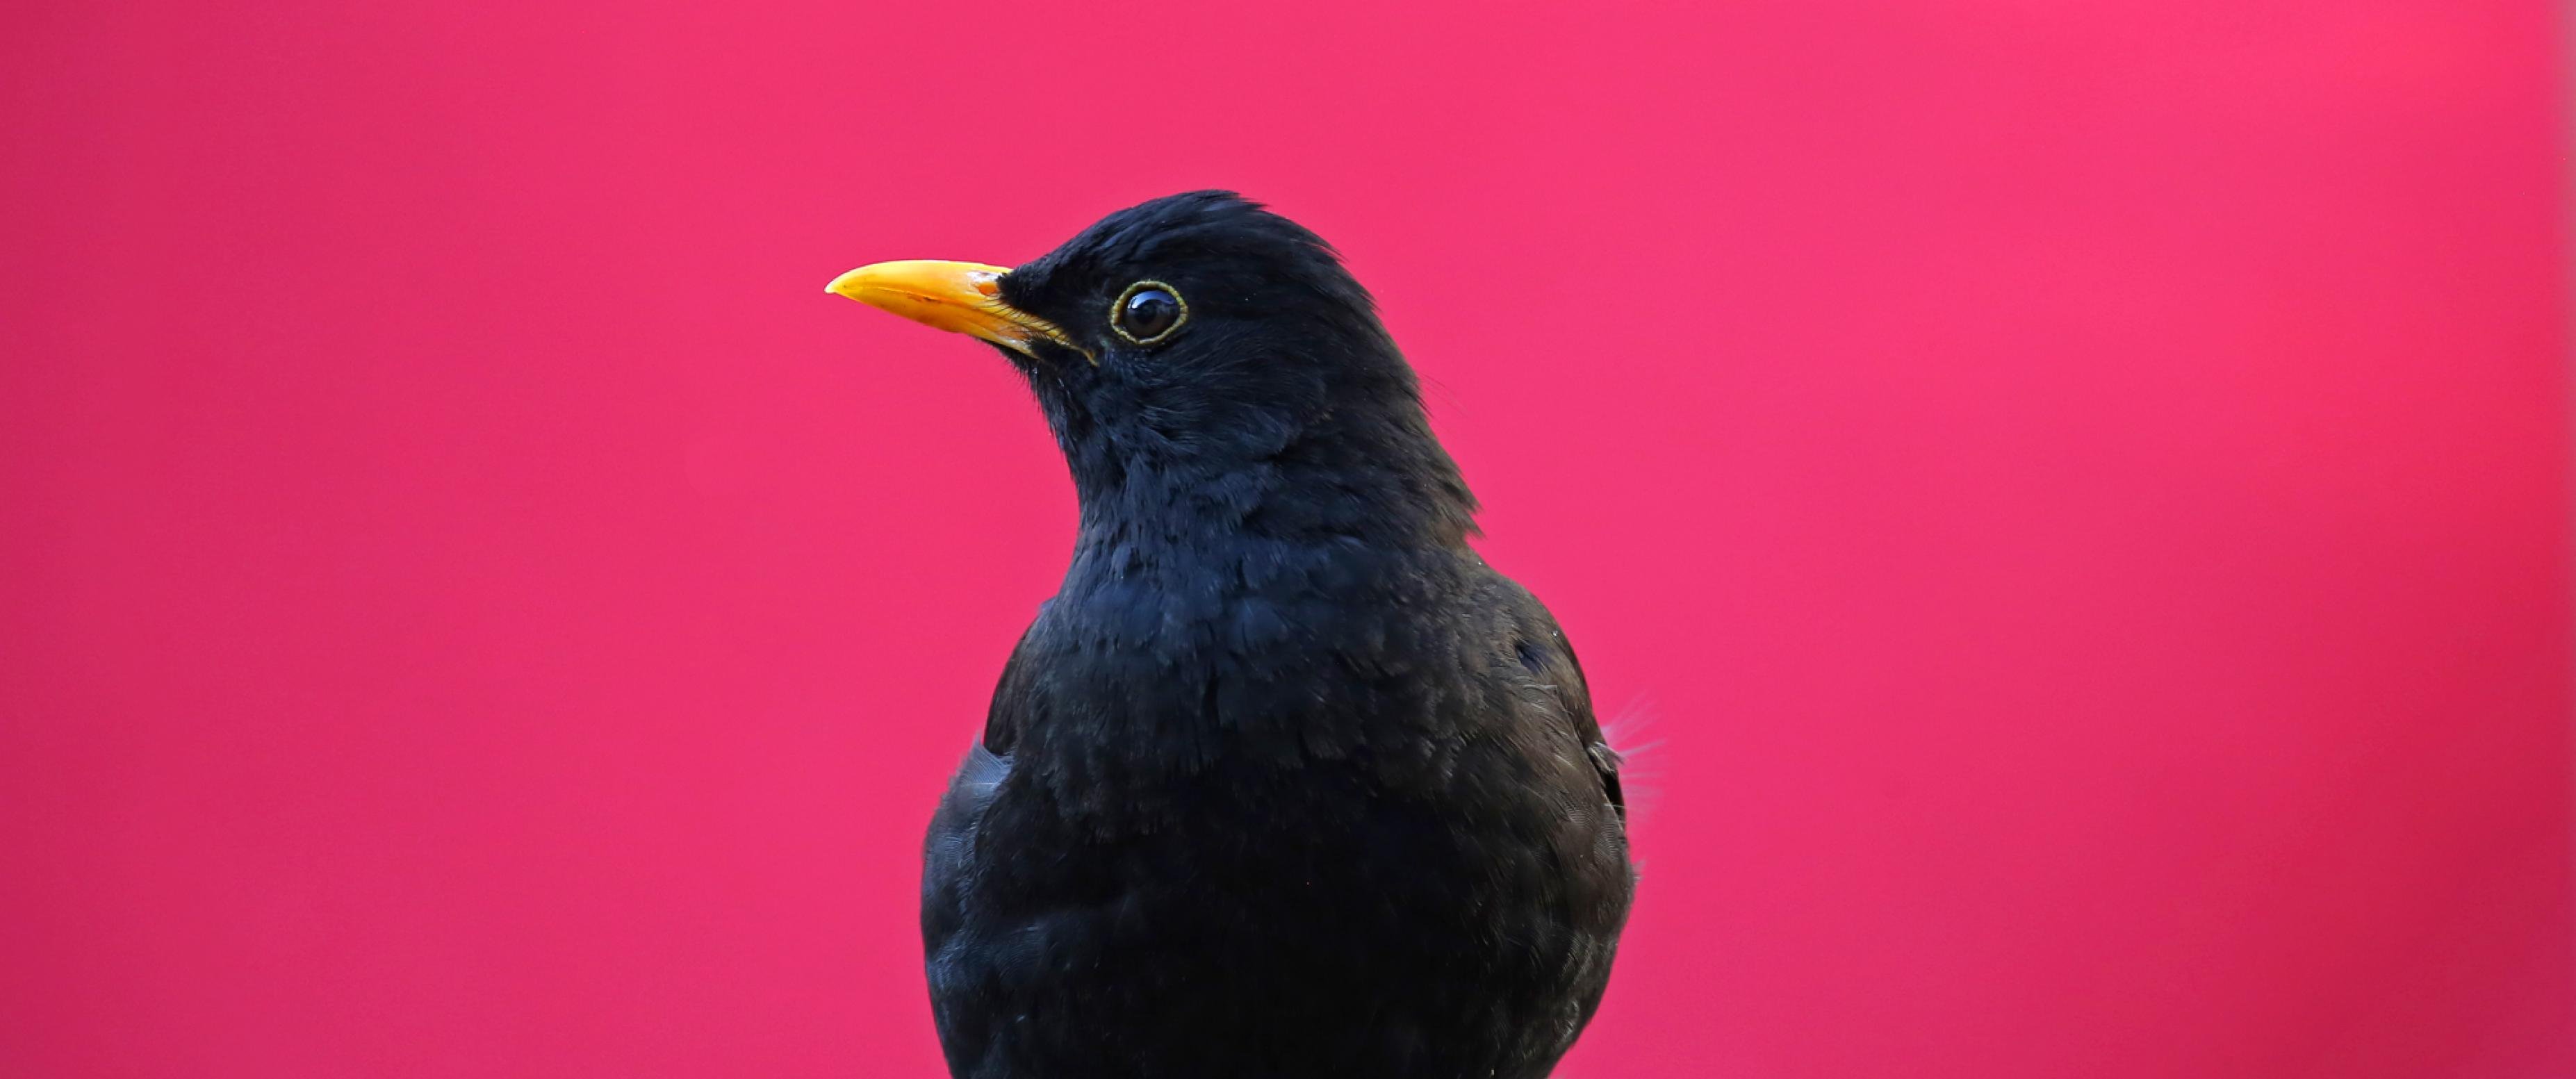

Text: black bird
xmin=826 ymin=192 xmax=1633 ymax=1079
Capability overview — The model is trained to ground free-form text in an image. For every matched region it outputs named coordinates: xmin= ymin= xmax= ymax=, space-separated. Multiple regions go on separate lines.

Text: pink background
xmin=4 ymin=3 xmax=2569 ymax=1076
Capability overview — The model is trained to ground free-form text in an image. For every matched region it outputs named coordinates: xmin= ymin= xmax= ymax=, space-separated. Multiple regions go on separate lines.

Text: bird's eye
xmin=1110 ymin=281 xmax=1186 ymax=345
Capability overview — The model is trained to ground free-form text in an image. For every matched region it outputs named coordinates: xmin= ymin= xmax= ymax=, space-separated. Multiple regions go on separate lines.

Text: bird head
xmin=828 ymin=191 xmax=1475 ymax=545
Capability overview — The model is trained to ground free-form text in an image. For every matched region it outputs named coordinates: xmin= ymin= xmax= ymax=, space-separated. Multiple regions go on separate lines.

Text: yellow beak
xmin=824 ymin=260 xmax=1089 ymax=362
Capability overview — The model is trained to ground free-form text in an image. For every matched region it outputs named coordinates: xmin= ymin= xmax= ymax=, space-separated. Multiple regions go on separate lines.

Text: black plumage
xmin=843 ymin=192 xmax=1632 ymax=1079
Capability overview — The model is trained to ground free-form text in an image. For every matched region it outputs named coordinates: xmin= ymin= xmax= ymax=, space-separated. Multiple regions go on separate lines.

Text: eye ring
xmin=1109 ymin=280 xmax=1188 ymax=346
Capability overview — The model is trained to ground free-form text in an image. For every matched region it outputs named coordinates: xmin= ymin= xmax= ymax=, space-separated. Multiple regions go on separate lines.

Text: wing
xmin=924 ymin=611 xmax=1051 ymax=925
xmin=919 ymin=736 xmax=1012 ymax=1079
xmin=1499 ymin=580 xmax=1625 ymax=824
xmin=921 ymin=739 xmax=1010 ymax=948
xmin=923 ymin=610 xmax=1054 ymax=915
xmin=921 ymin=625 xmax=1056 ymax=1077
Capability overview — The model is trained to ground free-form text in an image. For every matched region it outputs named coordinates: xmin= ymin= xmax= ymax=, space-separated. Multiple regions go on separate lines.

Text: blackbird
xmin=826 ymin=191 xmax=1632 ymax=1079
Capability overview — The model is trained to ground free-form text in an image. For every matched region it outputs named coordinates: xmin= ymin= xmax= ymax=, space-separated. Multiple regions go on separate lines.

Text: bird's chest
xmin=1004 ymin=545 xmax=1484 ymax=757
xmin=938 ymin=557 xmax=1621 ymax=1078
xmin=943 ymin=738 xmax=1595 ymax=1079
xmin=999 ymin=575 xmax=1488 ymax=807
xmin=972 ymin=736 xmax=1547 ymax=948
xmin=976 ymin=543 xmax=1545 ymax=898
